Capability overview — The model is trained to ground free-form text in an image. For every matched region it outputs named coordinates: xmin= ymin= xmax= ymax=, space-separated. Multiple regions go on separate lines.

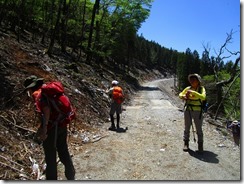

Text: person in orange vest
xmin=107 ymin=80 xmax=125 ymax=131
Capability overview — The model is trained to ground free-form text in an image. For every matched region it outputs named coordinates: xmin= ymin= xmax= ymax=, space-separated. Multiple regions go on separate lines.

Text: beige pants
xmin=183 ymin=110 xmax=203 ymax=142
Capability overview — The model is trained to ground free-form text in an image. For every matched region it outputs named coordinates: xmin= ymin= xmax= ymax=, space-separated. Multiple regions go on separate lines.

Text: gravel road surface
xmin=61 ymin=78 xmax=240 ymax=181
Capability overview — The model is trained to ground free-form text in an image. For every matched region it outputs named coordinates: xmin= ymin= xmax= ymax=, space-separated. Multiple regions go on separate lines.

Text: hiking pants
xmin=183 ymin=110 xmax=203 ymax=142
xmin=109 ymin=102 xmax=122 ymax=116
xmin=43 ymin=126 xmax=75 ymax=180
xmin=109 ymin=102 xmax=122 ymax=126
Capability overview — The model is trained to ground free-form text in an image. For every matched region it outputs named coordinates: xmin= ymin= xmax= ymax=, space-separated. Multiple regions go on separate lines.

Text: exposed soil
xmin=0 ymin=30 xmax=167 ymax=180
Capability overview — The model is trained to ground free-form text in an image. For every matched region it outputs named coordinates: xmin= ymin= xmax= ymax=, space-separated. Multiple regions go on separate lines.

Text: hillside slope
xmin=0 ymin=30 xmax=168 ymax=179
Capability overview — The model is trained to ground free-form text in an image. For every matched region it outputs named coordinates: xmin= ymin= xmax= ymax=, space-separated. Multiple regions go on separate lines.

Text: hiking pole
xmin=188 ymin=110 xmax=196 ymax=142
xmin=54 ymin=121 xmax=58 ymax=148
xmin=42 ymin=154 xmax=74 ymax=176
xmin=191 ymin=123 xmax=196 ymax=143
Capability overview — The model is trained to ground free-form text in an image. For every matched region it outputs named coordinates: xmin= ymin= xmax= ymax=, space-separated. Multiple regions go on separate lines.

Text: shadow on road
xmin=188 ymin=149 xmax=219 ymax=163
xmin=116 ymin=127 xmax=128 ymax=133
xmin=139 ymin=86 xmax=161 ymax=91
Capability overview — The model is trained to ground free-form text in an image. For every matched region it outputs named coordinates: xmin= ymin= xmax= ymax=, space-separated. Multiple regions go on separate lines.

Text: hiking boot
xmin=198 ymin=142 xmax=203 ymax=153
xmin=108 ymin=121 xmax=116 ymax=131
xmin=183 ymin=140 xmax=189 ymax=152
xmin=108 ymin=126 xmax=116 ymax=131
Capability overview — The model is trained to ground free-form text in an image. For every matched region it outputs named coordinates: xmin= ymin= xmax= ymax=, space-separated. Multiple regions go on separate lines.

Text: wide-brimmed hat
xmin=111 ymin=80 xmax=119 ymax=85
xmin=188 ymin=73 xmax=202 ymax=83
xmin=24 ymin=75 xmax=44 ymax=89
xmin=232 ymin=120 xmax=239 ymax=125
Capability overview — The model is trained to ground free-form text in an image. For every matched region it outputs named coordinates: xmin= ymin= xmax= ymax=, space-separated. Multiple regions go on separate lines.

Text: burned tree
xmin=203 ymin=29 xmax=240 ymax=120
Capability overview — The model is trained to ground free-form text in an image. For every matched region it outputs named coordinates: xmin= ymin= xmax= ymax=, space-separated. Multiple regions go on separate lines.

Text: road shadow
xmin=138 ymin=86 xmax=161 ymax=91
xmin=188 ymin=149 xmax=219 ymax=163
xmin=116 ymin=127 xmax=128 ymax=133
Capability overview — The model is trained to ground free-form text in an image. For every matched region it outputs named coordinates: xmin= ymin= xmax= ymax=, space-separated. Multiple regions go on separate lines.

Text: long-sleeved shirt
xmin=179 ymin=86 xmax=206 ymax=111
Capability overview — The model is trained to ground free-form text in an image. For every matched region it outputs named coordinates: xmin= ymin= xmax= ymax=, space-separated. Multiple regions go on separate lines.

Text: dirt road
xmin=67 ymin=79 xmax=240 ymax=181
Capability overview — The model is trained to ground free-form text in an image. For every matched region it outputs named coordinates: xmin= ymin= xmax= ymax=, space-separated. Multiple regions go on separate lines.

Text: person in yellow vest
xmin=179 ymin=74 xmax=206 ymax=153
xmin=107 ymin=80 xmax=124 ymax=131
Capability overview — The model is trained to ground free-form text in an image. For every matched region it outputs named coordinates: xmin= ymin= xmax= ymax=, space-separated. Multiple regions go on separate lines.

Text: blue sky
xmin=137 ymin=0 xmax=240 ymax=62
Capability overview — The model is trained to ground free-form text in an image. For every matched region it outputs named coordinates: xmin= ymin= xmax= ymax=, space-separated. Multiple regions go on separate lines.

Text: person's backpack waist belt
xmin=186 ymin=104 xmax=202 ymax=111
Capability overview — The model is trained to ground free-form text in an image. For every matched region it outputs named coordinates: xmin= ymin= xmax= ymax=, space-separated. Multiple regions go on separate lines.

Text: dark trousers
xmin=109 ymin=102 xmax=122 ymax=127
xmin=43 ymin=126 xmax=75 ymax=180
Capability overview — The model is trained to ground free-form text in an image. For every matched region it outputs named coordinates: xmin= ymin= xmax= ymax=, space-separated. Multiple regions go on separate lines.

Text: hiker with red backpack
xmin=24 ymin=75 xmax=75 ymax=180
xmin=179 ymin=73 xmax=206 ymax=153
xmin=107 ymin=80 xmax=125 ymax=131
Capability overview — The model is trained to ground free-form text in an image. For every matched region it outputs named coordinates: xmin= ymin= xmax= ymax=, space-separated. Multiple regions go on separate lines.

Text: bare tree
xmin=203 ymin=29 xmax=240 ymax=120
xmin=215 ymin=56 xmax=240 ymax=119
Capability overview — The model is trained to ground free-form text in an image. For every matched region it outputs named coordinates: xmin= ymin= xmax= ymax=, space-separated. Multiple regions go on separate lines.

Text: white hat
xmin=112 ymin=80 xmax=119 ymax=85
xmin=188 ymin=73 xmax=202 ymax=83
xmin=232 ymin=120 xmax=239 ymax=125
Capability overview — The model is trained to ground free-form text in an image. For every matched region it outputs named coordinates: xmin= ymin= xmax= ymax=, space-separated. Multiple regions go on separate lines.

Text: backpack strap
xmin=42 ymin=94 xmax=67 ymax=126
xmin=42 ymin=94 xmax=67 ymax=148
xmin=197 ymin=86 xmax=202 ymax=117
xmin=184 ymin=86 xmax=203 ymax=119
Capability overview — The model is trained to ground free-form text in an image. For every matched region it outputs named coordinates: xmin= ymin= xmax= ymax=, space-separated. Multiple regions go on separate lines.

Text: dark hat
xmin=188 ymin=73 xmax=202 ymax=83
xmin=24 ymin=75 xmax=44 ymax=89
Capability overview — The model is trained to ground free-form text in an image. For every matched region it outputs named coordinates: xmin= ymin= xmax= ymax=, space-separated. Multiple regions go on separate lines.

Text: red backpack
xmin=112 ymin=86 xmax=125 ymax=104
xmin=35 ymin=82 xmax=76 ymax=127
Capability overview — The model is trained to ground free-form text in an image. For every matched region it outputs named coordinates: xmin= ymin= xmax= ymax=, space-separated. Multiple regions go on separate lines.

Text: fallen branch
xmin=207 ymin=119 xmax=225 ymax=128
xmin=91 ymin=135 xmax=108 ymax=143
xmin=0 ymin=161 xmax=23 ymax=173
xmin=0 ymin=114 xmax=36 ymax=133
xmin=23 ymin=142 xmax=33 ymax=154
xmin=13 ymin=124 xmax=36 ymax=133
xmin=0 ymin=155 xmax=24 ymax=168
